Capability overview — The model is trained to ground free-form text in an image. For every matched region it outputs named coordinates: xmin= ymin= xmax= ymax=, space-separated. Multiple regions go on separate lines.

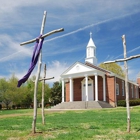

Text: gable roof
xmin=61 ymin=61 xmax=108 ymax=79
xmin=61 ymin=61 xmax=95 ymax=76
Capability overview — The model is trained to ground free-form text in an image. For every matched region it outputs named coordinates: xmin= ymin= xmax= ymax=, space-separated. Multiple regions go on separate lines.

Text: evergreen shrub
xmin=118 ymin=99 xmax=140 ymax=107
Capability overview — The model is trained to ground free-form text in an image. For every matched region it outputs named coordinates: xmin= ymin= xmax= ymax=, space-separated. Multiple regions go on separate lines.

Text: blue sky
xmin=0 ymin=0 xmax=140 ymax=85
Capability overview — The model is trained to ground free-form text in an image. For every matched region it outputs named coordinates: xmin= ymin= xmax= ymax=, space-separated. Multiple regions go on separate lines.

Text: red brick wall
xmin=106 ymin=76 xmax=115 ymax=107
xmin=128 ymin=83 xmax=137 ymax=99
xmin=90 ymin=76 xmax=95 ymax=99
xmin=65 ymin=76 xmax=105 ymax=102
xmin=73 ymin=78 xmax=83 ymax=101
xmin=98 ymin=76 xmax=103 ymax=101
xmin=116 ymin=78 xmax=139 ymax=101
xmin=65 ymin=75 xmax=139 ymax=105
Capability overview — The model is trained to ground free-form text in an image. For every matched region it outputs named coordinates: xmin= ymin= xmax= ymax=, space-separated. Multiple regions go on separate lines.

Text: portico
xmin=61 ymin=64 xmax=106 ymax=103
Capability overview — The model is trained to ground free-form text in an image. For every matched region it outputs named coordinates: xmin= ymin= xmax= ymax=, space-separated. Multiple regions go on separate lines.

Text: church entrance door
xmin=81 ymin=78 xmax=94 ymax=101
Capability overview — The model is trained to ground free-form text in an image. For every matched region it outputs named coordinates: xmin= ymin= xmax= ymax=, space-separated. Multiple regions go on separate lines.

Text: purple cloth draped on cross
xmin=17 ymin=35 xmax=44 ymax=87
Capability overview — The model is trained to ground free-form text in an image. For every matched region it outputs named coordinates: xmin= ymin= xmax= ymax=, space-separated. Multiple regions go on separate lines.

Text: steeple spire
xmin=90 ymin=32 xmax=92 ymax=38
xmin=85 ymin=32 xmax=97 ymax=65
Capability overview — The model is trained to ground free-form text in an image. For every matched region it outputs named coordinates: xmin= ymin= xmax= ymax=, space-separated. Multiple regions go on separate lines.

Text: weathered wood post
xmin=42 ymin=64 xmax=46 ymax=125
xmin=39 ymin=64 xmax=54 ymax=125
xmin=122 ymin=35 xmax=130 ymax=132
xmin=32 ymin=11 xmax=46 ymax=134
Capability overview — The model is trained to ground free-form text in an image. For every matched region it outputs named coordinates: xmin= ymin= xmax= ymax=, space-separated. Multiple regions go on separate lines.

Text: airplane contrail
xmin=114 ymin=46 xmax=140 ymax=59
xmin=0 ymin=11 xmax=139 ymax=62
xmin=44 ymin=11 xmax=139 ymax=42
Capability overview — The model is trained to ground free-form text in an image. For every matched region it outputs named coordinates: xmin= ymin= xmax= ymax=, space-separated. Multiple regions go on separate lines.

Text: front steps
xmin=50 ymin=101 xmax=113 ymax=109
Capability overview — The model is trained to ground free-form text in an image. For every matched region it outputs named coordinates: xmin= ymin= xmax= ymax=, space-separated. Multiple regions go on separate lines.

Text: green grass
xmin=0 ymin=107 xmax=140 ymax=140
xmin=0 ymin=108 xmax=33 ymax=115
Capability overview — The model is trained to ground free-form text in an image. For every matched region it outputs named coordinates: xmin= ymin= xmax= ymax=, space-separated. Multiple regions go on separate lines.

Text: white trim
xmin=69 ymin=78 xmax=73 ymax=102
xmin=95 ymin=73 xmax=98 ymax=101
xmin=62 ymin=79 xmax=65 ymax=102
xmin=103 ymin=75 xmax=106 ymax=101
xmin=85 ymin=76 xmax=88 ymax=101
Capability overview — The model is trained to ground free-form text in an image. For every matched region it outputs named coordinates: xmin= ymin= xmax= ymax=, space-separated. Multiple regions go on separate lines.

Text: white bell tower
xmin=85 ymin=32 xmax=97 ymax=65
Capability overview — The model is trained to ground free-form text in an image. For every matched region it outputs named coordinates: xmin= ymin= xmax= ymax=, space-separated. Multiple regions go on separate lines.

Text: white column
xmin=103 ymin=75 xmax=106 ymax=101
xmin=69 ymin=77 xmax=73 ymax=102
xmin=95 ymin=73 xmax=98 ymax=101
xmin=85 ymin=76 xmax=88 ymax=101
xmin=62 ymin=79 xmax=65 ymax=102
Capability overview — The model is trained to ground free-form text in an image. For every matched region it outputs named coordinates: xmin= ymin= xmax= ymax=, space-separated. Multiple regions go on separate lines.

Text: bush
xmin=117 ymin=100 xmax=126 ymax=107
xmin=118 ymin=99 xmax=140 ymax=107
xmin=0 ymin=104 xmax=2 ymax=110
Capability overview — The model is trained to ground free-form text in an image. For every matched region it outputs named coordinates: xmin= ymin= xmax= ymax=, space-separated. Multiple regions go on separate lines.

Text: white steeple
xmin=85 ymin=32 xmax=97 ymax=65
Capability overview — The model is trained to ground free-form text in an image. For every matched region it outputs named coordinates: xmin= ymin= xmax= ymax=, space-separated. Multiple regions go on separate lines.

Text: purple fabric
xmin=17 ymin=36 xmax=44 ymax=87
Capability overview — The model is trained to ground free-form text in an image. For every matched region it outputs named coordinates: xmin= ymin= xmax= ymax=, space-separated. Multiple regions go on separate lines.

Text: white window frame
xmin=122 ymin=81 xmax=124 ymax=96
xmin=116 ymin=83 xmax=119 ymax=95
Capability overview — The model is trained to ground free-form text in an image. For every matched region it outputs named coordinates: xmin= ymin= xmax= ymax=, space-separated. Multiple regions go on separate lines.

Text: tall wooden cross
xmin=104 ymin=35 xmax=140 ymax=132
xmin=20 ymin=11 xmax=64 ymax=133
xmin=39 ymin=63 xmax=54 ymax=125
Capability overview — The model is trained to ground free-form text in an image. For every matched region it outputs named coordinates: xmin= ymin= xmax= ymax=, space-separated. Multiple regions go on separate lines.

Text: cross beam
xmin=20 ymin=28 xmax=64 ymax=46
xmin=104 ymin=35 xmax=140 ymax=133
xmin=104 ymin=54 xmax=140 ymax=63
xmin=39 ymin=77 xmax=54 ymax=81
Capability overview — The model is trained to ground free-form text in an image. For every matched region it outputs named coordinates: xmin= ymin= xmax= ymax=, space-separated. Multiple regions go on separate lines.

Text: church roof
xmin=85 ymin=61 xmax=111 ymax=74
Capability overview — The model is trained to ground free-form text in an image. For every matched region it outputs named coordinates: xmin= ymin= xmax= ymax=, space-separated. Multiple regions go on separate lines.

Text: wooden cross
xmin=20 ymin=11 xmax=64 ymax=133
xmin=104 ymin=35 xmax=140 ymax=133
xmin=39 ymin=64 xmax=54 ymax=125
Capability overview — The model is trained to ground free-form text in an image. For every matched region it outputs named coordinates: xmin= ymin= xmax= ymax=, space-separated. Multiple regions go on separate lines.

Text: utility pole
xmin=104 ymin=35 xmax=140 ymax=132
xmin=20 ymin=11 xmax=64 ymax=133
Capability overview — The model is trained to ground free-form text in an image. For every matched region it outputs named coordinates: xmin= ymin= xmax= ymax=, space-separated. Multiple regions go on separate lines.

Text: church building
xmin=60 ymin=33 xmax=140 ymax=107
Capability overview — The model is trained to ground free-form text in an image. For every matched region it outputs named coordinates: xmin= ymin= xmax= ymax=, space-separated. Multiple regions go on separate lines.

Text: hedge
xmin=117 ymin=99 xmax=140 ymax=107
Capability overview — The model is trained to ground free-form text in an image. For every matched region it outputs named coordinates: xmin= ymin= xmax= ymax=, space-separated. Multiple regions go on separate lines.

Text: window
xmin=88 ymin=48 xmax=90 ymax=57
xmin=136 ymin=86 xmax=138 ymax=98
xmin=131 ymin=84 xmax=133 ymax=98
xmin=116 ymin=83 xmax=119 ymax=95
xmin=83 ymin=84 xmax=92 ymax=87
xmin=122 ymin=81 xmax=124 ymax=96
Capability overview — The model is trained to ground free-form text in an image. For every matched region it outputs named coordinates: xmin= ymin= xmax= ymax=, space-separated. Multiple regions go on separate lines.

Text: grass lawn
xmin=0 ymin=107 xmax=140 ymax=140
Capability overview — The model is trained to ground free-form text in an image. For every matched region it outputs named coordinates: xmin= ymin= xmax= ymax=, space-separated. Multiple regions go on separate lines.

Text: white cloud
xmin=0 ymin=34 xmax=33 ymax=62
xmin=43 ymin=61 xmax=69 ymax=83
